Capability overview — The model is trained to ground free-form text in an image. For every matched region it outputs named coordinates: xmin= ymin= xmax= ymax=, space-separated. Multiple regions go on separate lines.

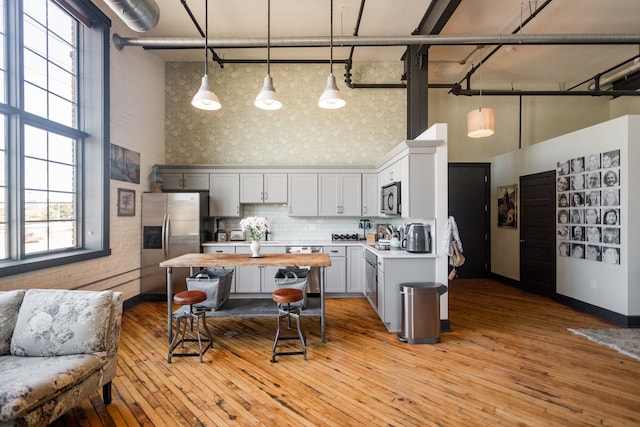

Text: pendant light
xmin=254 ymin=0 xmax=282 ymax=110
xmin=318 ymin=0 xmax=345 ymax=109
xmin=191 ymin=0 xmax=221 ymax=111
xmin=467 ymin=60 xmax=494 ymax=138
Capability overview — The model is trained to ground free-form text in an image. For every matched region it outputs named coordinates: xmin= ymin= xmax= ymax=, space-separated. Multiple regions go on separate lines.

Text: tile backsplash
xmin=213 ymin=204 xmax=429 ymax=243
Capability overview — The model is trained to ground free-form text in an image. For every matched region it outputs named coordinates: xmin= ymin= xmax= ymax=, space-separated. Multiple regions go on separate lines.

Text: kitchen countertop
xmin=202 ymin=240 xmax=365 ymax=247
xmin=160 ymin=252 xmax=331 ymax=268
xmin=202 ymin=240 xmax=436 ymax=258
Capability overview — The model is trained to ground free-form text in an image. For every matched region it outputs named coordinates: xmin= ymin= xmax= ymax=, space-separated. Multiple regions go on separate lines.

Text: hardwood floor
xmin=51 ymin=278 xmax=640 ymax=426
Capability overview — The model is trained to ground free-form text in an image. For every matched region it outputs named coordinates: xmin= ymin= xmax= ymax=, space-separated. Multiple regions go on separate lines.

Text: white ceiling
xmin=104 ymin=0 xmax=640 ymax=90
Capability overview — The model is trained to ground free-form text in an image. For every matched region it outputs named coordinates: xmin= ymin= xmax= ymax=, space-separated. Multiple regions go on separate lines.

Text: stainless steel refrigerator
xmin=141 ymin=192 xmax=209 ymax=297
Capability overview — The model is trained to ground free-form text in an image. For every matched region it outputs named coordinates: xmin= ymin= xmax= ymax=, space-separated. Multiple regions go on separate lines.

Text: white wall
xmin=428 ymin=89 xmax=613 ymax=162
xmin=491 ymin=115 xmax=640 ymax=316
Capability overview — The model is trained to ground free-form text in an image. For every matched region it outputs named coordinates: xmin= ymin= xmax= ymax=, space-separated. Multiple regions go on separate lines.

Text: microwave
xmin=381 ymin=182 xmax=401 ymax=215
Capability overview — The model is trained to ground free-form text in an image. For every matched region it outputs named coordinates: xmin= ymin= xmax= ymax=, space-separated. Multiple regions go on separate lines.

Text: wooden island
xmin=160 ymin=252 xmax=332 ymax=343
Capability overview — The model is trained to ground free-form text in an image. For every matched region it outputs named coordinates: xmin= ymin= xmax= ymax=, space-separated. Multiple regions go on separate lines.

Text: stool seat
xmin=174 ymin=290 xmax=207 ymax=306
xmin=272 ymin=288 xmax=303 ymax=304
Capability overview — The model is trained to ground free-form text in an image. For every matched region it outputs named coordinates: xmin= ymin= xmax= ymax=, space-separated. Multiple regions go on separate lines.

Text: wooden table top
xmin=160 ymin=252 xmax=332 ymax=268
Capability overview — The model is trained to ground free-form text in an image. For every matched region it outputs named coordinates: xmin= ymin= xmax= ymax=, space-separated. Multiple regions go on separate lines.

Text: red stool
xmin=271 ymin=288 xmax=306 ymax=362
xmin=168 ymin=290 xmax=212 ymax=363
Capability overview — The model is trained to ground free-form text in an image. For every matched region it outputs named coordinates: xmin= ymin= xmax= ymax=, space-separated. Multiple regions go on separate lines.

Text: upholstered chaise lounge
xmin=0 ymin=289 xmax=122 ymax=427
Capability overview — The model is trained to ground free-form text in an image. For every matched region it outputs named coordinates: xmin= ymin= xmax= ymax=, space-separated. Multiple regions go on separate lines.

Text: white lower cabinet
xmin=324 ymin=246 xmax=346 ymax=293
xmin=378 ymin=257 xmax=436 ymax=332
xmin=234 ymin=245 xmax=285 ymax=293
xmin=346 ymin=246 xmax=363 ymax=293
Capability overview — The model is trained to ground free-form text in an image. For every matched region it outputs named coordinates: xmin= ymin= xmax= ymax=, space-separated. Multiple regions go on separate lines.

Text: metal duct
xmin=104 ymin=0 xmax=160 ymax=32
xmin=113 ymin=33 xmax=640 ymax=50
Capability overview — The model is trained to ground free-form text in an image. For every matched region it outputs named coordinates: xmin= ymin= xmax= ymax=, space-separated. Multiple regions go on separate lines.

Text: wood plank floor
xmin=51 ymin=278 xmax=640 ymax=426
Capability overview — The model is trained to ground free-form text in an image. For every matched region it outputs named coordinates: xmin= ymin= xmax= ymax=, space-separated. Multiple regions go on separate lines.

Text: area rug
xmin=568 ymin=328 xmax=640 ymax=362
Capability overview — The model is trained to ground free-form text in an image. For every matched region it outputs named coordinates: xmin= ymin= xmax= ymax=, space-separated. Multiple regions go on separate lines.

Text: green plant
xmin=148 ymin=165 xmax=164 ymax=185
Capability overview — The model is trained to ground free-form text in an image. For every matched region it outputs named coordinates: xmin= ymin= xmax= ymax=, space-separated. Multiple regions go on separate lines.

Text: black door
xmin=519 ymin=171 xmax=556 ymax=296
xmin=448 ymin=163 xmax=490 ymax=278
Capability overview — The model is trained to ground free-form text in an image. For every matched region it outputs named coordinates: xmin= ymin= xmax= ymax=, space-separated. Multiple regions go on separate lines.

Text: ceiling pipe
xmin=449 ymin=84 xmax=640 ymax=97
xmin=112 ymin=33 xmax=640 ymax=51
xmin=588 ymin=58 xmax=640 ymax=91
xmin=342 ymin=1 xmax=407 ymax=89
xmin=179 ymin=0 xmax=223 ymax=68
xmin=103 ymin=0 xmax=160 ymax=32
xmin=459 ymin=0 xmax=553 ymax=86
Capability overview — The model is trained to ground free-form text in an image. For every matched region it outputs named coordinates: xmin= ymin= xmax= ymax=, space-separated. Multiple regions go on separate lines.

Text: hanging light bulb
xmin=192 ymin=0 xmax=221 ymax=111
xmin=255 ymin=0 xmax=282 ymax=110
xmin=467 ymin=59 xmax=494 ymax=137
xmin=318 ymin=0 xmax=345 ymax=109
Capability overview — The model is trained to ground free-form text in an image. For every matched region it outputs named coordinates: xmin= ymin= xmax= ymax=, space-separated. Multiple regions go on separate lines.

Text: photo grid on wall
xmin=556 ymin=150 xmax=621 ymax=265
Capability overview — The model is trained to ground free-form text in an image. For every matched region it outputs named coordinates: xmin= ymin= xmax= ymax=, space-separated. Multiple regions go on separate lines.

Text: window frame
xmin=0 ymin=0 xmax=111 ymax=277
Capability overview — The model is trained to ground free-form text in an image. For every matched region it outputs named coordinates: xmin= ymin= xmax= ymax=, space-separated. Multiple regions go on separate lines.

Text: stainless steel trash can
xmin=398 ymin=282 xmax=448 ymax=344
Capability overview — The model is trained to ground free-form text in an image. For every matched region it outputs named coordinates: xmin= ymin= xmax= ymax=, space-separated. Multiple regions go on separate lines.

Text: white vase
xmin=250 ymin=240 xmax=262 ymax=257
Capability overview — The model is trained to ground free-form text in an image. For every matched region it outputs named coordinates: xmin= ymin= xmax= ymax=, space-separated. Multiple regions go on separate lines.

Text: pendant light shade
xmin=318 ymin=74 xmax=346 ymax=109
xmin=255 ymin=75 xmax=282 ymax=110
xmin=192 ymin=75 xmax=221 ymax=110
xmin=318 ymin=0 xmax=345 ymax=109
xmin=467 ymin=107 xmax=495 ymax=138
xmin=192 ymin=0 xmax=221 ymax=111
xmin=255 ymin=0 xmax=282 ymax=110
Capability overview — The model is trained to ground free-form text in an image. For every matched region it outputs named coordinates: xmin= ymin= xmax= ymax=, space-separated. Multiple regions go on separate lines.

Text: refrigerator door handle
xmin=162 ymin=214 xmax=169 ymax=259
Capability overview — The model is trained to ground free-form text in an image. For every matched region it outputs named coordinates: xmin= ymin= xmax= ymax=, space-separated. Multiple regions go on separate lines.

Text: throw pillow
xmin=0 ymin=290 xmax=26 ymax=355
xmin=11 ymin=289 xmax=112 ymax=357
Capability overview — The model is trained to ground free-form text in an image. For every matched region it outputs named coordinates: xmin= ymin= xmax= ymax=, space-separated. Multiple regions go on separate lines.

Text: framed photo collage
xmin=556 ymin=149 xmax=621 ymax=264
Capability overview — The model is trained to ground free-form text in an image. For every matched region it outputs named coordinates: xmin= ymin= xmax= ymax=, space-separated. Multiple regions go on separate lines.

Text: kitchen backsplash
xmin=214 ymin=204 xmax=430 ymax=243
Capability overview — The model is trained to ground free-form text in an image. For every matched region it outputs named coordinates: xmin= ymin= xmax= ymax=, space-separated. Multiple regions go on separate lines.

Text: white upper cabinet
xmin=288 ymin=174 xmax=318 ymax=216
xmin=362 ymin=173 xmax=379 ymax=217
xmin=209 ymin=173 xmax=241 ymax=217
xmin=319 ymin=174 xmax=362 ymax=216
xmin=378 ymin=152 xmax=435 ymax=219
xmin=240 ymin=173 xmax=287 ymax=204
xmin=161 ymin=172 xmax=210 ymax=191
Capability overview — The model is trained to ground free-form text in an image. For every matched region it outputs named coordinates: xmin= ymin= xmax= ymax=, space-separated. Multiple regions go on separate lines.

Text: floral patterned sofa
xmin=0 ymin=289 xmax=122 ymax=426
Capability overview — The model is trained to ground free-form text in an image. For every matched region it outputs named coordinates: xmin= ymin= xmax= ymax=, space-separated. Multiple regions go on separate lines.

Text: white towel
xmin=443 ymin=216 xmax=463 ymax=256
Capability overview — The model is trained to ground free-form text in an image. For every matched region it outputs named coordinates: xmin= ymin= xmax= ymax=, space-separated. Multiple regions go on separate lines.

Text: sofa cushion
xmin=11 ymin=289 xmax=112 ymax=357
xmin=0 ymin=354 xmax=101 ymax=422
xmin=0 ymin=290 xmax=26 ymax=355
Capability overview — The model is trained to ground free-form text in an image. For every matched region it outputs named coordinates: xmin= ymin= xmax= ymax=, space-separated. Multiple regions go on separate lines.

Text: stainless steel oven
xmin=364 ymin=249 xmax=378 ymax=313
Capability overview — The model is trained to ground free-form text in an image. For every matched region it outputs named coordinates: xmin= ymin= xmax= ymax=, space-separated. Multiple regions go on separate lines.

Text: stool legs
xmin=271 ymin=302 xmax=306 ymax=362
xmin=168 ymin=305 xmax=213 ymax=363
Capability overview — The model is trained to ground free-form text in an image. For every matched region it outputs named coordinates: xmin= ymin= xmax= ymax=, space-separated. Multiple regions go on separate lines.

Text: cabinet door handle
xmin=216 ymin=250 xmax=223 ymax=253
xmin=264 ymin=191 xmax=268 ymax=201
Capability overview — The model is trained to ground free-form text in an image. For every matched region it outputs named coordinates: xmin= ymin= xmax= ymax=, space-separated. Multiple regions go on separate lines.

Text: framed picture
xmin=497 ymin=184 xmax=517 ymax=228
xmin=110 ymin=144 xmax=141 ymax=184
xmin=118 ymin=188 xmax=136 ymax=216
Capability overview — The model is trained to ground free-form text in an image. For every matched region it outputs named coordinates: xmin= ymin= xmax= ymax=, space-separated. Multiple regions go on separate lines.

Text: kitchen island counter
xmin=202 ymin=240 xmax=366 ymax=247
xmin=160 ymin=252 xmax=331 ymax=343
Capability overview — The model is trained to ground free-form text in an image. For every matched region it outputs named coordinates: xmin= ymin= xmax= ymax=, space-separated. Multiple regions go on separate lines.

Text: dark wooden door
xmin=448 ymin=163 xmax=490 ymax=278
xmin=519 ymin=171 xmax=556 ymax=296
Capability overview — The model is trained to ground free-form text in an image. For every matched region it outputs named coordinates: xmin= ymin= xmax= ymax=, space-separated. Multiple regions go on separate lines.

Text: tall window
xmin=0 ymin=0 xmax=110 ymax=277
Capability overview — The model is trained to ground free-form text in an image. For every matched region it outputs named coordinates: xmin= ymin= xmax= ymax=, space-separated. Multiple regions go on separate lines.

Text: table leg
xmin=321 ymin=266 xmax=326 ymax=343
xmin=167 ymin=266 xmax=173 ymax=343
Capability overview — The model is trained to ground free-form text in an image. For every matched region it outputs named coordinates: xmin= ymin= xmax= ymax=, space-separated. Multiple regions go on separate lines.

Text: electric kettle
xmin=405 ymin=223 xmax=432 ymax=253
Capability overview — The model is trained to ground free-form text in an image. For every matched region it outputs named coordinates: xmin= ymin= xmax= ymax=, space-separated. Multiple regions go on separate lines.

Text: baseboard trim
xmin=489 ymin=273 xmax=639 ymax=328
